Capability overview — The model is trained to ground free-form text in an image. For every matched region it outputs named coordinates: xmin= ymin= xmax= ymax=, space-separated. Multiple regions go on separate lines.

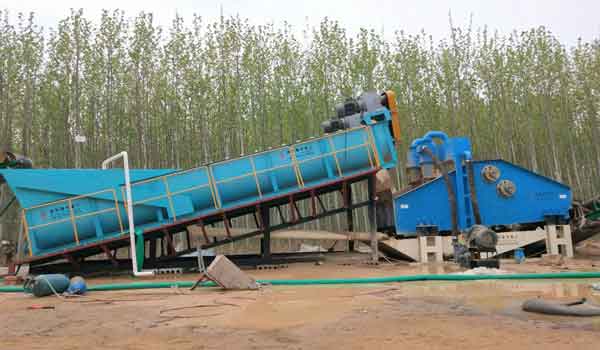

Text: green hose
xmin=88 ymin=281 xmax=200 ymax=291
xmin=2 ymin=271 xmax=600 ymax=293
xmin=0 ymin=285 xmax=21 ymax=292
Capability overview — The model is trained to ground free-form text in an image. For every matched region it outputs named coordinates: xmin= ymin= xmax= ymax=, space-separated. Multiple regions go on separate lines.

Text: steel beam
xmin=368 ymin=174 xmax=378 ymax=263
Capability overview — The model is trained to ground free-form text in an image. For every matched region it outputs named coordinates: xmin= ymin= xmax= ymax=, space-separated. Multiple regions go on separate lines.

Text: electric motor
xmin=465 ymin=224 xmax=498 ymax=250
xmin=321 ymin=90 xmax=387 ymax=133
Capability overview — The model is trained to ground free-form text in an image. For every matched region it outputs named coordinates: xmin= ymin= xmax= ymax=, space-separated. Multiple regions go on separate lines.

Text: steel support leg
xmin=310 ymin=190 xmax=317 ymax=217
xmin=260 ymin=205 xmax=271 ymax=262
xmin=101 ymin=244 xmax=119 ymax=268
xmin=149 ymin=239 xmax=157 ymax=261
xmin=344 ymin=182 xmax=355 ymax=252
xmin=186 ymin=228 xmax=191 ymax=250
xmin=164 ymin=230 xmax=177 ymax=256
xmin=64 ymin=254 xmax=82 ymax=272
xmin=368 ymin=175 xmax=378 ymax=263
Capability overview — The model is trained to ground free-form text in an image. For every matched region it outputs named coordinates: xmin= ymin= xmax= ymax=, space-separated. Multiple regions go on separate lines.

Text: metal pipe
xmin=409 ymin=137 xmax=428 ymax=149
xmin=407 ymin=138 xmax=431 ymax=168
xmin=409 ymin=131 xmax=450 ymax=168
xmin=423 ymin=131 xmax=449 ymax=144
xmin=102 ymin=152 xmax=153 ymax=277
xmin=409 ymin=132 xmax=449 ymax=151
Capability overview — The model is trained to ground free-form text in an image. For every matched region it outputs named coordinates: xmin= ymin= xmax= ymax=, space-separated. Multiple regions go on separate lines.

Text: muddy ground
xmin=2 ymin=255 xmax=600 ymax=349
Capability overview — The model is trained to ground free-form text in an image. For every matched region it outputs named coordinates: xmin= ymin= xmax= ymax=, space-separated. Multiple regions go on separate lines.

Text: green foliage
xmin=0 ymin=9 xmax=599 ymax=201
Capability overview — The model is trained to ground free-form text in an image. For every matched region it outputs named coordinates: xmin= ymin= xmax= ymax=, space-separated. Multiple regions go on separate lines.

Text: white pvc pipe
xmin=102 ymin=152 xmax=153 ymax=277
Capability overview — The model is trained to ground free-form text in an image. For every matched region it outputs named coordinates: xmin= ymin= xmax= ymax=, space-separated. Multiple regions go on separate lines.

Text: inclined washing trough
xmin=0 ymin=101 xmax=397 ymax=259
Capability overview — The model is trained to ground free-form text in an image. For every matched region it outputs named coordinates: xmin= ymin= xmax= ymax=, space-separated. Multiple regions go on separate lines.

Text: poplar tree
xmin=1 ymin=9 xmax=600 ymax=231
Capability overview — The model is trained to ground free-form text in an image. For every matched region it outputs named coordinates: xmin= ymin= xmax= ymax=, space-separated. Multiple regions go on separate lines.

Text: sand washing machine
xmin=0 ymin=90 xmax=580 ymax=273
xmin=0 ymin=91 xmax=401 ymax=273
xmin=379 ymin=131 xmax=574 ymax=265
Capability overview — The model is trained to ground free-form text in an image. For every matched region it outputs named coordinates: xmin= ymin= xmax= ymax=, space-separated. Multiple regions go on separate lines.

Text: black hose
xmin=522 ymin=298 xmax=600 ymax=317
xmin=466 ymin=161 xmax=482 ymax=224
xmin=419 ymin=147 xmax=459 ymax=235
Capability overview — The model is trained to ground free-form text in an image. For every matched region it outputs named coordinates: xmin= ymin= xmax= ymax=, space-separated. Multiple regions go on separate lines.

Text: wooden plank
xmin=206 ymin=255 xmax=259 ymax=290
xmin=187 ymin=226 xmax=388 ymax=241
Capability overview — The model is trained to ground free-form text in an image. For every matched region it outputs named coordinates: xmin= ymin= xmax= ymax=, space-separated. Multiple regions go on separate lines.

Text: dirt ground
xmin=2 ymin=255 xmax=600 ymax=349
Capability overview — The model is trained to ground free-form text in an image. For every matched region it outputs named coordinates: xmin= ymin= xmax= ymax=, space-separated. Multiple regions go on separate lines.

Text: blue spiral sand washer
xmin=0 ymin=108 xmax=397 ymax=259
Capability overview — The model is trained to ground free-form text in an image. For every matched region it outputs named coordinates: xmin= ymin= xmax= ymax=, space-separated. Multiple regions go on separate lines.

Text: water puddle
xmin=390 ymin=279 xmax=600 ymax=330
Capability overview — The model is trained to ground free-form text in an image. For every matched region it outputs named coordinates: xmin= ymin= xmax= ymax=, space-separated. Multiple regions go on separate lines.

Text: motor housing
xmin=321 ymin=91 xmax=389 ymax=133
xmin=1 ymin=151 xmax=33 ymax=169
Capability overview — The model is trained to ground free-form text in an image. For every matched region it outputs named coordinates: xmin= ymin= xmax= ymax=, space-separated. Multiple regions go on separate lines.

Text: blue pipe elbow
xmin=463 ymin=150 xmax=472 ymax=161
xmin=423 ymin=131 xmax=449 ymax=143
xmin=408 ymin=137 xmax=428 ymax=166
xmin=410 ymin=137 xmax=428 ymax=148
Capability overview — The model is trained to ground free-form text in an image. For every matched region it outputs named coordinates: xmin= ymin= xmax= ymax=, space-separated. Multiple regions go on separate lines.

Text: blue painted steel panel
xmin=393 ymin=159 xmax=572 ymax=236
xmin=0 ymin=169 xmax=176 ymax=254
xmin=0 ymin=169 xmax=176 ymax=208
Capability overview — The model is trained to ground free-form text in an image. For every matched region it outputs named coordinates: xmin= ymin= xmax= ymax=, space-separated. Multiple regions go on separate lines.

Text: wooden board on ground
xmin=188 ymin=226 xmax=388 ymax=242
xmin=206 ymin=255 xmax=260 ymax=290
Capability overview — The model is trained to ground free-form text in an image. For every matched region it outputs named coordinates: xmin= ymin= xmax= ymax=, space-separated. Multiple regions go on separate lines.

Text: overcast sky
xmin=3 ymin=0 xmax=598 ymax=46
